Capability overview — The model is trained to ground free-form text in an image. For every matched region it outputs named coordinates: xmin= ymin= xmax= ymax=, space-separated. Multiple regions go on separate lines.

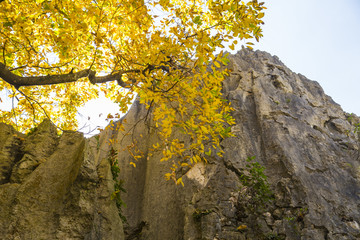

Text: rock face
xmin=0 ymin=49 xmax=359 ymax=239
xmin=106 ymin=49 xmax=360 ymax=240
xmin=0 ymin=120 xmax=124 ymax=240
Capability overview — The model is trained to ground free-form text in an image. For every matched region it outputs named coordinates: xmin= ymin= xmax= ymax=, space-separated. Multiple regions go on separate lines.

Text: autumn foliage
xmin=0 ymin=0 xmax=265 ymax=182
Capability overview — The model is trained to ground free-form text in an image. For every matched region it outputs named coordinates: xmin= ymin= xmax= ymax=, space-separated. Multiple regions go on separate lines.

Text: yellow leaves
xmin=258 ymin=12 xmax=265 ymax=19
xmin=191 ymin=155 xmax=202 ymax=164
xmin=246 ymin=42 xmax=254 ymax=50
xmin=205 ymin=148 xmax=212 ymax=156
xmin=237 ymin=224 xmax=247 ymax=231
xmin=180 ymin=163 xmax=189 ymax=167
xmin=213 ymin=61 xmax=221 ymax=68
xmin=1 ymin=0 xmax=264 ymax=185
xmin=130 ymin=162 xmax=136 ymax=168
xmin=176 ymin=177 xmax=184 ymax=187
xmin=162 ymin=149 xmax=173 ymax=161
xmin=229 ymin=43 xmax=235 ymax=51
xmin=165 ymin=173 xmax=172 ymax=180
xmin=200 ymin=125 xmax=209 ymax=134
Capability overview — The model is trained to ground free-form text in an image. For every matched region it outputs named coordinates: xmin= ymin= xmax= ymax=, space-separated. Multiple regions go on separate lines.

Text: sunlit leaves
xmin=0 ymin=0 xmax=266 ymax=182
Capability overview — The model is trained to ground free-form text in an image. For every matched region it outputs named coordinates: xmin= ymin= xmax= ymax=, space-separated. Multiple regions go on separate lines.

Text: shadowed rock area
xmin=0 ymin=120 xmax=124 ymax=239
xmin=0 ymin=49 xmax=359 ymax=239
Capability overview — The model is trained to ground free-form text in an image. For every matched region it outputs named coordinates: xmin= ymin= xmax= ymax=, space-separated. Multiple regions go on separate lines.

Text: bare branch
xmin=0 ymin=57 xmax=185 ymax=89
xmin=0 ymin=61 xmax=139 ymax=89
xmin=16 ymin=88 xmax=63 ymax=131
xmin=11 ymin=89 xmax=18 ymax=130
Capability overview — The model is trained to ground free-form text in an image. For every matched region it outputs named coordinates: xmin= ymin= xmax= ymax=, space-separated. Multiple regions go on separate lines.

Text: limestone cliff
xmin=0 ymin=49 xmax=359 ymax=240
xmin=0 ymin=121 xmax=124 ymax=239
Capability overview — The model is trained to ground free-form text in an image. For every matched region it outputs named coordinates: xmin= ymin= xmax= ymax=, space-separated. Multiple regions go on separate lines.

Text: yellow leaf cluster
xmin=0 ymin=0 xmax=266 ymax=181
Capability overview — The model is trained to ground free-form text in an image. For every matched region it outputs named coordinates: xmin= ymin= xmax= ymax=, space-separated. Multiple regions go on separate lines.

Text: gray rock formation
xmin=105 ymin=49 xmax=360 ymax=240
xmin=0 ymin=120 xmax=124 ymax=240
xmin=0 ymin=49 xmax=359 ymax=239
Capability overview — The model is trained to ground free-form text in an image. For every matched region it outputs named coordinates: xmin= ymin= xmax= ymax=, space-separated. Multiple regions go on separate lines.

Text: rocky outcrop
xmin=0 ymin=123 xmax=24 ymax=184
xmin=0 ymin=49 xmax=359 ymax=239
xmin=0 ymin=120 xmax=124 ymax=239
xmin=104 ymin=49 xmax=360 ymax=240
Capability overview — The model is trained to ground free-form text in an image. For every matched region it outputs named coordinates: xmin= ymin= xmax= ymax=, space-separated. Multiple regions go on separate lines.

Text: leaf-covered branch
xmin=0 ymin=61 xmax=138 ymax=88
xmin=0 ymin=0 xmax=266 ymax=181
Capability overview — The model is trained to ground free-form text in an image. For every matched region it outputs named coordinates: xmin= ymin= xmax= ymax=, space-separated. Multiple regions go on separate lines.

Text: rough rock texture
xmin=0 ymin=120 xmax=124 ymax=240
xmin=1 ymin=49 xmax=360 ymax=240
xmin=0 ymin=123 xmax=24 ymax=184
xmin=100 ymin=49 xmax=360 ymax=240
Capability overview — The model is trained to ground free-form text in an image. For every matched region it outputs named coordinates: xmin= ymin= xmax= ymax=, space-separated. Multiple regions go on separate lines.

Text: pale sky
xmin=252 ymin=0 xmax=360 ymax=115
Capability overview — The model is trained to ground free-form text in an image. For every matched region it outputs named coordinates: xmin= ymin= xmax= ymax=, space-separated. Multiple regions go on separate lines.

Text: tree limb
xmin=0 ymin=58 xmax=186 ymax=89
xmin=16 ymin=87 xmax=64 ymax=131
xmin=0 ymin=61 xmax=137 ymax=88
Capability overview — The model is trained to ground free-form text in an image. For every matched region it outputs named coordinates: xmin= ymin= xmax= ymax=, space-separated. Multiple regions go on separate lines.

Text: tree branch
xmin=16 ymin=88 xmax=64 ymax=131
xmin=0 ymin=58 xmax=185 ymax=89
xmin=0 ymin=61 xmax=138 ymax=88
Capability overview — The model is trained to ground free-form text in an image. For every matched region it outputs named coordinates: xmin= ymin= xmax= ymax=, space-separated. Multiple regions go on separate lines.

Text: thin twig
xmin=16 ymin=88 xmax=64 ymax=131
xmin=11 ymin=89 xmax=18 ymax=130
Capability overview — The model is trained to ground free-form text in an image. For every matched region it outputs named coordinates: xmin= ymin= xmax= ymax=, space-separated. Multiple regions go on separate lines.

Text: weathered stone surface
xmin=0 ymin=121 xmax=124 ymax=240
xmin=1 ymin=49 xmax=359 ymax=239
xmin=7 ymin=131 xmax=85 ymax=239
xmin=0 ymin=123 xmax=24 ymax=184
xmin=222 ymin=50 xmax=360 ymax=239
xmin=96 ymin=49 xmax=359 ymax=239
xmin=10 ymin=119 xmax=58 ymax=183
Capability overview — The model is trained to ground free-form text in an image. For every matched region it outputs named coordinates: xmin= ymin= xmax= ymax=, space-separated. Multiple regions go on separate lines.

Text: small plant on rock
xmin=108 ymin=147 xmax=127 ymax=223
xmin=264 ymin=232 xmax=285 ymax=240
xmin=192 ymin=209 xmax=213 ymax=221
xmin=238 ymin=156 xmax=275 ymax=213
